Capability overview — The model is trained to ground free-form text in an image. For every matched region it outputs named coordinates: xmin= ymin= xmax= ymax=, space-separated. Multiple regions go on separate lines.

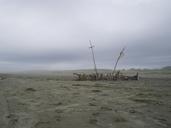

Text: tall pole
xmin=112 ymin=47 xmax=125 ymax=75
xmin=89 ymin=40 xmax=98 ymax=76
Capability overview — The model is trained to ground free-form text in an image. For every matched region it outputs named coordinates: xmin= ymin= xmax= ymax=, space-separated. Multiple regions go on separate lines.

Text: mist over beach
xmin=0 ymin=0 xmax=171 ymax=128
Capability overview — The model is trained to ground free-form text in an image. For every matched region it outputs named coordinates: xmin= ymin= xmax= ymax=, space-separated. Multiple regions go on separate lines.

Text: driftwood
xmin=73 ymin=72 xmax=139 ymax=81
xmin=119 ymin=72 xmax=139 ymax=80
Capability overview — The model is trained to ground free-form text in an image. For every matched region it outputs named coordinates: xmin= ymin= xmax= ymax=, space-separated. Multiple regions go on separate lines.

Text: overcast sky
xmin=0 ymin=0 xmax=171 ymax=72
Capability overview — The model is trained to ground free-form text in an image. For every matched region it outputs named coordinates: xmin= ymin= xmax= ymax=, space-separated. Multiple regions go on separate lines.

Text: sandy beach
xmin=0 ymin=71 xmax=171 ymax=128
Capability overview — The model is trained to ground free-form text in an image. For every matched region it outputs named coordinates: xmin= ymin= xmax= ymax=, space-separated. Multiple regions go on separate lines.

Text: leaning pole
xmin=89 ymin=40 xmax=98 ymax=77
xmin=112 ymin=47 xmax=125 ymax=75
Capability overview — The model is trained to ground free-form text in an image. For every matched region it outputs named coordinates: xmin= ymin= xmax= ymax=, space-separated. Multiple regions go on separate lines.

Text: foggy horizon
xmin=0 ymin=0 xmax=171 ymax=73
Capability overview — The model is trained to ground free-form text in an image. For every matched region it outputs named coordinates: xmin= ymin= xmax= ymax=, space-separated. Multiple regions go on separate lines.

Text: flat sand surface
xmin=0 ymin=73 xmax=171 ymax=128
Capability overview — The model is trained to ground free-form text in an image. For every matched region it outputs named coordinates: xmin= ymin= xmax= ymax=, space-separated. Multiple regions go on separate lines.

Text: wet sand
xmin=0 ymin=74 xmax=171 ymax=128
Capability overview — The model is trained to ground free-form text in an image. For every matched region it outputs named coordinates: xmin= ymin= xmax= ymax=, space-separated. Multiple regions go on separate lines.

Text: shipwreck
xmin=73 ymin=41 xmax=139 ymax=81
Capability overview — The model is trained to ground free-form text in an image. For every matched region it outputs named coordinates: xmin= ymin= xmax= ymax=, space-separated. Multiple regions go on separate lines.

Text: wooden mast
xmin=112 ymin=47 xmax=125 ymax=75
xmin=89 ymin=40 xmax=98 ymax=76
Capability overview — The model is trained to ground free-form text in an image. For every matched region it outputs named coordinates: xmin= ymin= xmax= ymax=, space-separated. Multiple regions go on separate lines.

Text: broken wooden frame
xmin=73 ymin=43 xmax=139 ymax=81
xmin=73 ymin=71 xmax=139 ymax=81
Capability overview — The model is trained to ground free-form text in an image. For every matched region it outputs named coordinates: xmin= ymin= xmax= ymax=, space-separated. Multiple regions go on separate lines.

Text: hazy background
xmin=0 ymin=0 xmax=171 ymax=72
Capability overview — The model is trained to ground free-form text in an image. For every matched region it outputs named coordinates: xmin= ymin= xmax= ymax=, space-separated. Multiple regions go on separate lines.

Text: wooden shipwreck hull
xmin=74 ymin=43 xmax=139 ymax=81
xmin=73 ymin=72 xmax=139 ymax=81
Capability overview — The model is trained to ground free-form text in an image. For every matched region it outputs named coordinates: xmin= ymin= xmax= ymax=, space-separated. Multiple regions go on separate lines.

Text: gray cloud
xmin=0 ymin=0 xmax=171 ymax=72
